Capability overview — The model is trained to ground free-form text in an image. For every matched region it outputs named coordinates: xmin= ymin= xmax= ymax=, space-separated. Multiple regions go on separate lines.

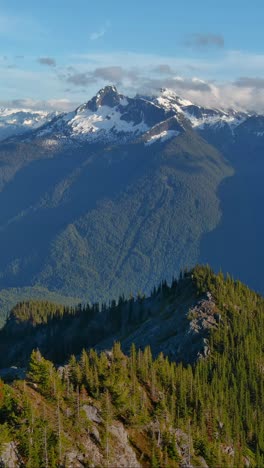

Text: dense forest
xmin=0 ymin=113 xmax=230 ymax=312
xmin=0 ymin=266 xmax=263 ymax=467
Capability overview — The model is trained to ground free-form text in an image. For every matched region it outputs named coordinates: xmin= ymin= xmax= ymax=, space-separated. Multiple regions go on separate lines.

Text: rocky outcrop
xmin=82 ymin=404 xmax=102 ymax=424
xmin=95 ymin=290 xmax=219 ymax=364
xmin=187 ymin=292 xmax=220 ymax=359
xmin=109 ymin=422 xmax=141 ymax=467
xmin=188 ymin=292 xmax=219 ymax=334
xmin=0 ymin=442 xmax=21 ymax=468
xmin=0 ymin=286 xmax=220 ymax=368
xmin=64 ymin=420 xmax=140 ymax=468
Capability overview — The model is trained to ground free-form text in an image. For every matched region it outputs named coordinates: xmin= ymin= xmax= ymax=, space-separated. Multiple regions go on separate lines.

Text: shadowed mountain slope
xmin=1 ymin=85 xmax=264 ymax=321
xmin=0 ymin=88 xmax=232 ymax=321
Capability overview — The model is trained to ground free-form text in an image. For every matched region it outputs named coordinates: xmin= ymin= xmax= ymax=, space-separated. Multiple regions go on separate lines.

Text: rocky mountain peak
xmin=158 ymin=88 xmax=193 ymax=108
xmin=85 ymin=85 xmax=125 ymax=111
xmin=3 ymin=84 xmax=261 ymax=147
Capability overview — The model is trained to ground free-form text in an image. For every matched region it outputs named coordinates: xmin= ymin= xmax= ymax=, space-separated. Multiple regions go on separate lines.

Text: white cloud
xmin=70 ymin=49 xmax=264 ymax=81
xmin=90 ymin=29 xmax=106 ymax=41
xmin=64 ymin=50 xmax=264 ymax=111
xmin=2 ymin=49 xmax=264 ymax=112
xmin=0 ymin=97 xmax=77 ymax=112
xmin=89 ymin=21 xmax=110 ymax=41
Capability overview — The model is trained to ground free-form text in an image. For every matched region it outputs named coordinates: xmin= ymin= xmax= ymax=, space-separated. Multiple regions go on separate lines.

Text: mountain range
xmin=0 ymin=85 xmax=263 ymax=322
xmin=0 ymin=107 xmax=57 ymax=142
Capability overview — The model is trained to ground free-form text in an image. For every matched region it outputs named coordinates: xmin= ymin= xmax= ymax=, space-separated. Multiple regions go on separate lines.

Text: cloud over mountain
xmin=234 ymin=77 xmax=264 ymax=89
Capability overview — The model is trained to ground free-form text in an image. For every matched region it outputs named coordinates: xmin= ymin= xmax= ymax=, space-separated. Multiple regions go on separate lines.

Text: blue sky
xmin=1 ymin=0 xmax=264 ymax=111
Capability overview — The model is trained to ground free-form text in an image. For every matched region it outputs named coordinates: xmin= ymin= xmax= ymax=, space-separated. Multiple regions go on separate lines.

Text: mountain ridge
xmin=0 ymin=266 xmax=263 ymax=467
xmin=0 ymin=266 xmax=214 ymax=367
xmin=0 ymin=85 xmax=263 ymax=320
xmin=2 ymin=86 xmax=254 ymax=145
xmin=0 ymin=108 xmax=58 ymax=142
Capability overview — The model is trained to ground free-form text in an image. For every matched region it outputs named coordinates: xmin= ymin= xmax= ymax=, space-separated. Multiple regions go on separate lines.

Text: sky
xmin=1 ymin=0 xmax=264 ymax=111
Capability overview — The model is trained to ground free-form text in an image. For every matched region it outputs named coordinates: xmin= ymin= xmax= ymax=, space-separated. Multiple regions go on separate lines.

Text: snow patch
xmin=155 ymin=89 xmax=246 ymax=131
xmin=39 ymin=104 xmax=150 ymax=143
xmin=0 ymin=108 xmax=58 ymax=141
xmin=69 ymin=105 xmax=148 ymax=139
xmin=145 ymin=129 xmax=179 ymax=145
xmin=185 ymin=112 xmax=245 ymax=130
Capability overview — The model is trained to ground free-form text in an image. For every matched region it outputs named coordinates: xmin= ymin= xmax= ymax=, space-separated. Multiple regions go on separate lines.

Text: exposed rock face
xmin=65 ymin=436 xmax=103 ymax=468
xmin=0 ymin=442 xmax=21 ymax=467
xmin=0 ymin=282 xmax=220 ymax=368
xmin=64 ymin=421 xmax=140 ymax=467
xmin=82 ymin=404 xmax=102 ymax=423
xmin=109 ymin=422 xmax=141 ymax=467
xmin=188 ymin=293 xmax=219 ymax=334
xmin=174 ymin=428 xmax=191 ymax=467
xmin=196 ymin=456 xmax=210 ymax=468
xmin=146 ymin=421 xmax=210 ymax=468
xmin=86 ymin=85 xmax=124 ymax=111
xmin=94 ymin=291 xmax=219 ymax=364
xmin=187 ymin=293 xmax=219 ymax=359
xmin=90 ymin=425 xmax=100 ymax=444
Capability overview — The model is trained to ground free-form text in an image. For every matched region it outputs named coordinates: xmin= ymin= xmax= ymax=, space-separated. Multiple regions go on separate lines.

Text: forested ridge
xmin=0 ymin=266 xmax=223 ymax=366
xmin=0 ymin=116 xmax=231 ymax=318
xmin=0 ymin=266 xmax=263 ymax=467
xmin=0 ymin=85 xmax=264 ymax=321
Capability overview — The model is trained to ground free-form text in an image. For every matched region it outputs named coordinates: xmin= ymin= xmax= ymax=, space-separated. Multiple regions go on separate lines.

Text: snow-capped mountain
xmin=0 ymin=108 xmax=58 ymax=141
xmin=31 ymin=86 xmax=256 ymax=146
xmin=153 ymin=88 xmax=249 ymax=131
xmin=31 ymin=85 xmax=182 ymax=144
xmin=1 ymin=86 xmax=261 ymax=149
xmin=0 ymin=85 xmax=263 ymax=310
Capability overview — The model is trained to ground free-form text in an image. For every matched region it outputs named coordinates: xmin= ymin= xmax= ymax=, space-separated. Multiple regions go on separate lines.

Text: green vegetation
xmin=0 ymin=286 xmax=81 ymax=328
xmin=38 ymin=136 xmax=231 ymax=302
xmin=0 ymin=266 xmax=263 ymax=466
xmin=0 ymin=267 xmax=209 ymax=367
xmin=0 ymin=130 xmax=231 ymax=327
